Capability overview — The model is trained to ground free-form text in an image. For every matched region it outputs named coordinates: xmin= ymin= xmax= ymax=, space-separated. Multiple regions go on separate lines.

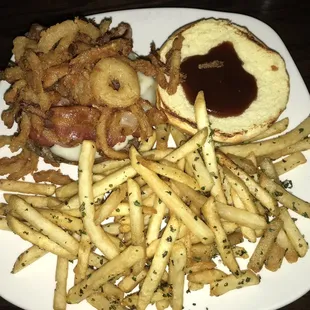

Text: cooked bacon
xmin=46 ymin=106 xmax=100 ymax=146
xmin=27 ymin=104 xmax=160 ymax=149
xmin=29 ymin=106 xmax=100 ymax=147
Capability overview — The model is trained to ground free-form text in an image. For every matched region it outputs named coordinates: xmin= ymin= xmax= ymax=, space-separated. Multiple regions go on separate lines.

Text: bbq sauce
xmin=180 ymin=41 xmax=257 ymax=117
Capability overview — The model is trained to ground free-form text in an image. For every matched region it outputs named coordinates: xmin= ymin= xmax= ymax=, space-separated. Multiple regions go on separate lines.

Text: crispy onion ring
xmin=74 ymin=18 xmax=100 ymax=41
xmin=10 ymin=113 xmax=31 ymax=152
xmin=91 ymin=57 xmax=140 ymax=108
xmin=130 ymin=100 xmax=153 ymax=140
xmin=96 ymin=107 xmax=129 ymax=159
xmin=37 ymin=20 xmax=78 ymax=54
xmin=166 ymin=34 xmax=184 ymax=95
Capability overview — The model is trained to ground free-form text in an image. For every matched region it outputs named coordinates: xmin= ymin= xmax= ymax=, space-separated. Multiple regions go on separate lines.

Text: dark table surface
xmin=0 ymin=0 xmax=309 ymax=309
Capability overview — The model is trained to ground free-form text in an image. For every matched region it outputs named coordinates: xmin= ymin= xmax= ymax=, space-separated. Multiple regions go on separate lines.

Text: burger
xmin=1 ymin=18 xmax=165 ymax=165
xmin=157 ymin=18 xmax=290 ymax=143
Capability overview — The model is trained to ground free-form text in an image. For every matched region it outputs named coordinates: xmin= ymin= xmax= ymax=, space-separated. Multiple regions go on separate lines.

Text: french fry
xmin=3 ymin=193 xmax=61 ymax=209
xmin=210 ymin=270 xmax=260 ymax=296
xmin=87 ymin=293 xmax=125 ymax=310
xmin=260 ymin=173 xmax=310 ymax=218
xmin=74 ymin=233 xmax=92 ymax=283
xmin=184 ymin=160 xmax=194 ymax=177
xmin=279 ymin=208 xmax=308 ymax=257
xmin=233 ymin=246 xmax=249 ymax=259
xmin=218 ymin=165 xmax=233 ymax=205
xmin=128 ymin=178 xmax=146 ymax=275
xmin=130 ymin=146 xmax=214 ymax=245
xmin=6 ymin=215 xmax=75 ymax=260
xmin=274 ymin=152 xmax=307 ymax=176
xmin=100 ymin=282 xmax=124 ymax=301
xmin=11 ymin=245 xmax=47 ymax=274
xmin=247 ymin=117 xmax=289 ymax=142
xmin=202 ymin=197 xmax=241 ymax=277
xmin=88 ymin=252 xmax=108 ymax=269
xmin=78 ymin=141 xmax=119 ymax=260
xmin=92 ymin=159 xmax=131 ymax=174
xmin=109 ymin=203 xmax=157 ymax=217
xmin=170 ymin=180 xmax=208 ymax=207
xmin=230 ymin=188 xmax=257 ymax=243
xmin=37 ymin=209 xmax=83 ymax=233
xmin=265 ymin=243 xmax=286 ymax=272
xmin=0 ymin=180 xmax=55 ymax=196
xmin=217 ymin=152 xmax=278 ymax=215
xmin=259 ymin=157 xmax=280 ymax=183
xmin=67 ymin=245 xmax=144 ymax=303
xmin=226 ymin=153 xmax=257 ymax=175
xmin=188 ymin=282 xmax=204 ymax=291
xmin=181 ymin=228 xmax=192 ymax=267
xmin=216 ymin=201 xmax=267 ymax=230
xmin=188 ymin=269 xmax=227 ymax=284
xmin=169 ymin=242 xmax=186 ymax=310
xmin=248 ymin=218 xmax=283 ymax=272
xmin=184 ymin=261 xmax=216 ymax=274
xmin=219 ymin=116 xmax=310 ymax=157
xmin=0 ymin=217 xmax=10 ymax=231
xmin=221 ymin=221 xmax=238 ymax=235
xmin=61 ymin=164 xmax=137 ymax=210
xmin=264 ymin=137 xmax=310 ymax=161
xmin=156 ymin=123 xmax=169 ymax=150
xmin=223 ymin=167 xmax=259 ymax=216
xmin=185 ymin=149 xmax=214 ymax=192
xmin=146 ymin=197 xmax=167 ymax=246
xmin=55 ymin=181 xmax=78 ymax=200
xmin=142 ymin=149 xmax=174 ymax=161
xmin=103 ymin=223 xmax=121 ymax=235
xmin=139 ymin=130 xmax=157 ymax=152
xmin=138 ymin=216 xmax=179 ymax=310
xmin=246 ymin=151 xmax=258 ymax=167
xmin=53 ymin=257 xmax=69 ymax=310
xmin=94 ymin=183 xmax=127 ymax=224
xmin=276 ymin=229 xmax=299 ymax=263
xmin=194 ymin=91 xmax=225 ymax=202
xmin=156 ymin=299 xmax=170 ymax=310
xmin=118 ymin=268 xmax=148 ymax=293
xmin=164 ymin=128 xmax=208 ymax=163
xmin=139 ymin=156 xmax=200 ymax=190
xmin=9 ymin=195 xmax=79 ymax=255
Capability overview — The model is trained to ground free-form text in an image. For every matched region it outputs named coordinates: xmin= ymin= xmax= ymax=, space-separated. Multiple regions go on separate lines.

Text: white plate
xmin=0 ymin=7 xmax=310 ymax=310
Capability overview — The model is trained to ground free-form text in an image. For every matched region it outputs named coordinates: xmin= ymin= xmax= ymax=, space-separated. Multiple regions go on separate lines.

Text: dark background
xmin=0 ymin=0 xmax=309 ymax=309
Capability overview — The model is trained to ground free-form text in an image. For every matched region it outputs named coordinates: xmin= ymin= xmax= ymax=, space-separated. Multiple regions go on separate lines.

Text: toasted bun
xmin=157 ymin=18 xmax=290 ymax=143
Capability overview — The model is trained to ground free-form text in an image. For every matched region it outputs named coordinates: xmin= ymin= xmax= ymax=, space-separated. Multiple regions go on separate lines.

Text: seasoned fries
xmin=138 ymin=216 xmax=179 ymax=309
xmin=194 ymin=91 xmax=225 ymax=201
xmin=0 ymin=180 xmax=55 ymax=196
xmin=78 ymin=141 xmax=119 ymax=260
xmin=169 ymin=242 xmax=187 ymax=310
xmin=248 ymin=218 xmax=283 ymax=272
xmin=0 ymin=87 xmax=310 ymax=310
xmin=219 ymin=116 xmax=310 ymax=157
xmin=67 ymin=246 xmax=144 ymax=303
xmin=11 ymin=245 xmax=47 ymax=274
xmin=210 ymin=270 xmax=260 ymax=296
xmin=53 ymin=257 xmax=69 ymax=310
xmin=202 ymin=197 xmax=241 ymax=277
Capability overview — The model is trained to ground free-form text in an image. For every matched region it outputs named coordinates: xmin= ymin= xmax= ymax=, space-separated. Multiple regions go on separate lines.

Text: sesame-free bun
xmin=157 ymin=18 xmax=290 ymax=143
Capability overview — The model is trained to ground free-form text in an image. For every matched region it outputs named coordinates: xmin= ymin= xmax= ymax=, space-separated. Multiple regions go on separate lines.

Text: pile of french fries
xmin=1 ymin=90 xmax=310 ymax=310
